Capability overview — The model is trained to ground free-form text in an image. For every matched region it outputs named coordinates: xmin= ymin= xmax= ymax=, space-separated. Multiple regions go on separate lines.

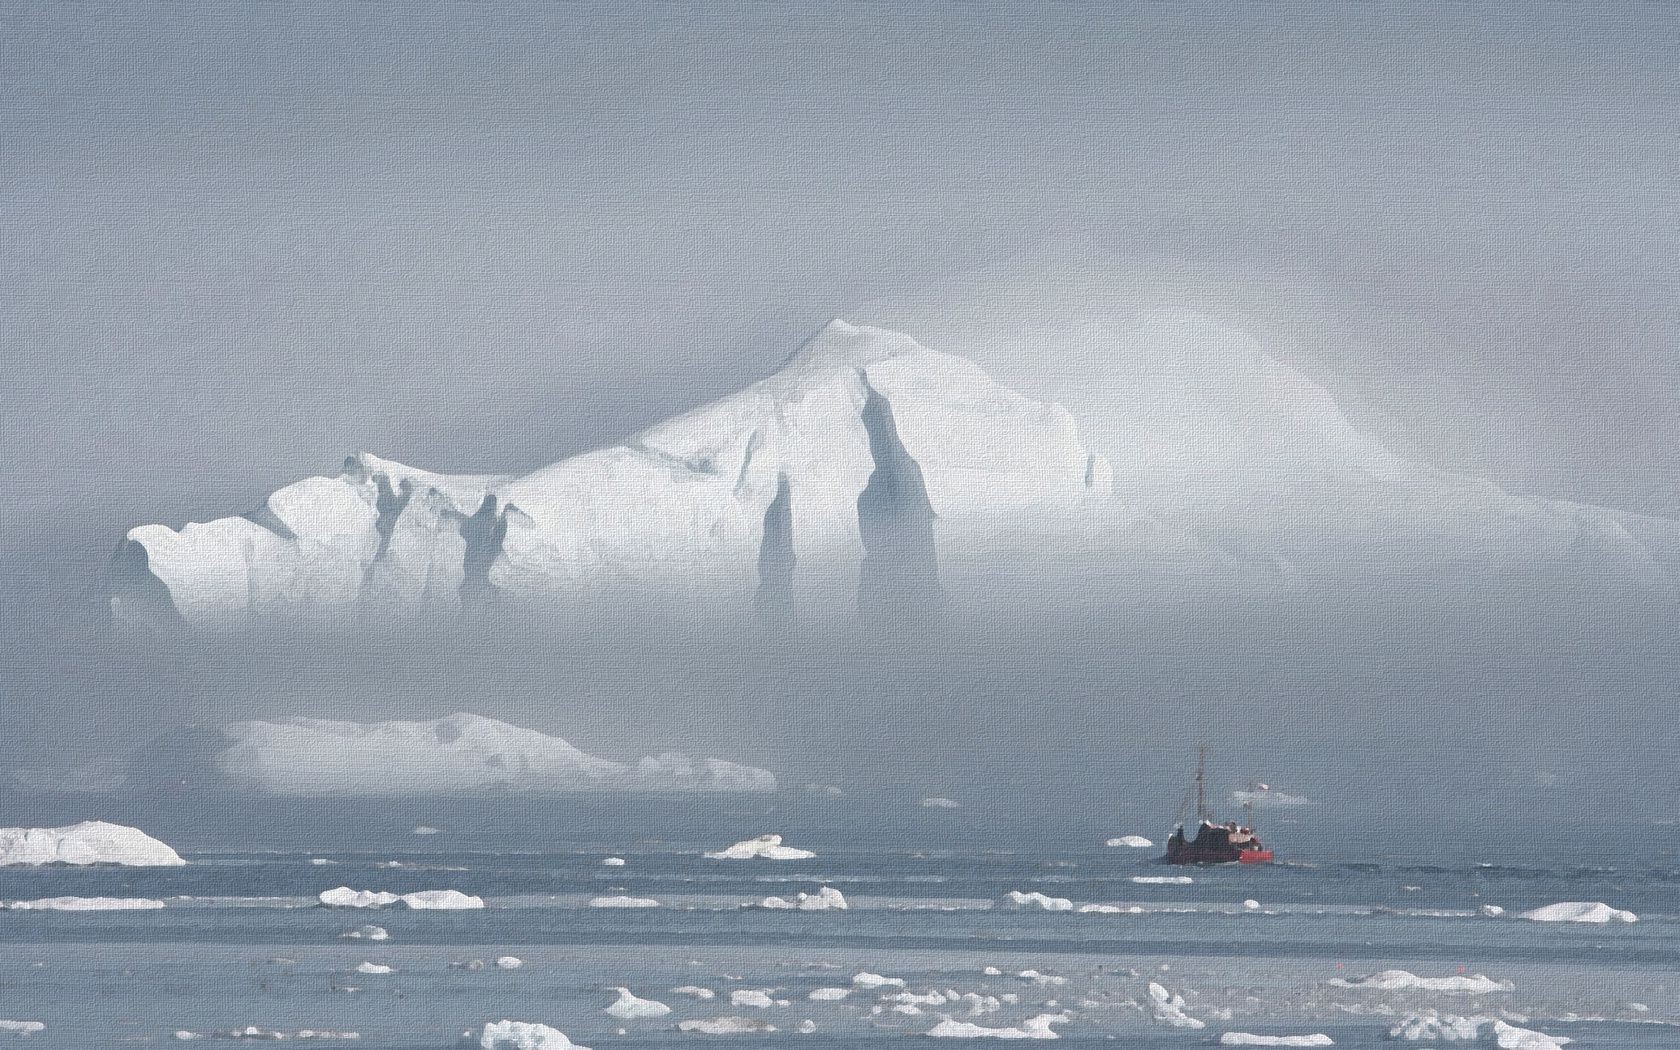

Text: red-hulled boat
xmin=1164 ymin=747 xmax=1274 ymax=865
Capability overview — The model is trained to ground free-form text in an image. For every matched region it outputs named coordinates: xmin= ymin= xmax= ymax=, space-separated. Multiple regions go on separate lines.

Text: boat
xmin=1164 ymin=746 xmax=1274 ymax=865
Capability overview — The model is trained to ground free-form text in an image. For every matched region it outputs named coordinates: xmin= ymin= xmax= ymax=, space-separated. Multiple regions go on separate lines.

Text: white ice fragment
xmin=672 ymin=986 xmax=716 ymax=999
xmin=1130 ymin=876 xmax=1192 ymax=885
xmin=1015 ymin=970 xmax=1065 ymax=986
xmin=589 ymin=895 xmax=661 ymax=908
xmin=1105 ymin=835 xmax=1153 ymax=848
xmin=497 ymin=956 xmax=523 ymax=970
xmin=341 ymin=924 xmax=389 ymax=941
xmin=354 ymin=961 xmax=393 ymax=974
xmin=704 ymin=834 xmax=815 ymax=860
xmin=926 ymin=1013 xmax=1068 ymax=1039
xmin=1489 ymin=1020 xmax=1571 ymax=1049
xmin=798 ymin=1019 xmax=817 ymax=1033
xmin=982 ymin=967 xmax=1003 ymax=976
xmin=478 ymin=1019 xmax=591 ymax=1049
xmin=0 ymin=821 xmax=184 ymax=867
xmin=318 ymin=887 xmax=483 ymax=909
xmin=677 ymin=1016 xmax=776 ymax=1034
xmin=1146 ymin=983 xmax=1205 ymax=1029
xmin=1520 ymin=901 xmax=1636 ymax=924
xmin=920 ymin=797 xmax=961 ymax=809
xmin=606 ymin=987 xmax=672 ymax=1019
xmin=6 ymin=896 xmax=165 ymax=910
xmin=1329 ymin=970 xmax=1511 ymax=994
xmin=808 ymin=987 xmax=850 ymax=1001
xmin=1479 ymin=904 xmax=1505 ymax=917
xmin=730 ymin=989 xmax=784 ymax=1008
xmin=601 ymin=857 xmax=627 ymax=866
xmin=1218 ymin=1035 xmax=1333 ymax=1047
xmin=854 ymin=972 xmax=906 ymax=989
xmin=757 ymin=886 xmax=847 ymax=910
xmin=412 ymin=825 xmax=441 ymax=835
xmin=1004 ymin=891 xmax=1073 ymax=911
xmin=1388 ymin=1011 xmax=1486 ymax=1041
xmin=0 ymin=1021 xmax=45 ymax=1035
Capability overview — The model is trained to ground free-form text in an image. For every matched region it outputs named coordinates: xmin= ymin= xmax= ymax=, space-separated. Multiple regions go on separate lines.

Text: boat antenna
xmin=1196 ymin=744 xmax=1208 ymax=823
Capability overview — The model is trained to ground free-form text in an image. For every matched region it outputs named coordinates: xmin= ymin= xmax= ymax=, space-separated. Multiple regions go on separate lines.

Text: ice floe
xmin=1145 ymin=983 xmax=1205 ymax=1029
xmin=1329 ymin=969 xmax=1511 ymax=993
xmin=854 ymin=972 xmax=907 ymax=989
xmin=175 ymin=1027 xmax=359 ymax=1041
xmin=921 ymin=797 xmax=962 ymax=808
xmin=677 ymin=1016 xmax=776 ymax=1034
xmin=601 ymin=857 xmax=627 ymax=866
xmin=808 ymin=987 xmax=850 ymax=1001
xmin=478 ymin=1020 xmax=591 ymax=1049
xmin=1004 ymin=891 xmax=1073 ymax=911
xmin=497 ymin=956 xmax=523 ymax=970
xmin=1520 ymin=901 xmax=1636 ymax=923
xmin=0 ymin=1021 xmax=44 ymax=1036
xmin=1105 ymin=835 xmax=1153 ymax=848
xmin=704 ymin=834 xmax=815 ymax=860
xmin=1388 ymin=1011 xmax=1487 ymax=1041
xmin=318 ymin=887 xmax=483 ymax=909
xmin=1489 ymin=1020 xmax=1571 ymax=1049
xmin=757 ymin=886 xmax=847 ymax=910
xmin=0 ymin=821 xmax=184 ymax=866
xmin=926 ymin=1012 xmax=1068 ymax=1039
xmin=412 ymin=825 xmax=441 ymax=835
xmin=354 ymin=961 xmax=393 ymax=974
xmin=7 ymin=896 xmax=165 ymax=910
xmin=672 ymin=986 xmax=715 ymax=999
xmin=606 ymin=987 xmax=672 ymax=1019
xmin=730 ymin=989 xmax=786 ymax=1008
xmin=1130 ymin=875 xmax=1192 ymax=885
xmin=1218 ymin=1035 xmax=1333 ymax=1047
xmin=589 ymin=895 xmax=660 ymax=908
xmin=340 ymin=924 xmax=388 ymax=941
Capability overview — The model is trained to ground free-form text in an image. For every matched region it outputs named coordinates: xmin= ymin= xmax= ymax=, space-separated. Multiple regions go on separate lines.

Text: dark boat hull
xmin=1164 ymin=839 xmax=1274 ymax=865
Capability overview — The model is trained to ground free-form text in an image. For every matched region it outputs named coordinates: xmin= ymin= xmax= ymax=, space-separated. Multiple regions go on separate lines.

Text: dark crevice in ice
xmin=755 ymin=473 xmax=796 ymax=616
xmin=106 ymin=538 xmax=183 ymax=626
xmin=855 ymin=380 xmax=943 ymax=618
xmin=460 ymin=495 xmax=509 ymax=607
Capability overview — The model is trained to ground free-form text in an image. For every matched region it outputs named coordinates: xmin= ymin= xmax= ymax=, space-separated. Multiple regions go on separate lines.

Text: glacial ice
xmin=677 ymin=1017 xmax=776 ymax=1034
xmin=1520 ymin=901 xmax=1637 ymax=923
xmin=0 ymin=821 xmax=184 ymax=866
xmin=1130 ymin=875 xmax=1192 ymax=885
xmin=926 ymin=1013 xmax=1068 ymax=1039
xmin=0 ymin=1021 xmax=45 ymax=1036
xmin=601 ymin=857 xmax=627 ymax=866
xmin=705 ymin=834 xmax=815 ymax=860
xmin=808 ymin=987 xmax=850 ymax=1000
xmin=730 ymin=989 xmax=783 ymax=1009
xmin=589 ymin=895 xmax=661 ymax=908
xmin=340 ymin=924 xmax=389 ymax=941
xmin=1388 ymin=1012 xmax=1486 ymax=1041
xmin=7 ymin=896 xmax=166 ymax=910
xmin=496 ymin=956 xmax=523 ymax=969
xmin=605 ymin=988 xmax=671 ymax=1019
xmin=1218 ymin=1035 xmax=1333 ymax=1047
xmin=1489 ymin=1020 xmax=1571 ymax=1049
xmin=757 ymin=886 xmax=847 ymax=910
xmin=215 ymin=713 xmax=773 ymax=796
xmin=354 ymin=961 xmax=392 ymax=974
xmin=478 ymin=1020 xmax=591 ymax=1050
xmin=920 ymin=797 xmax=961 ymax=809
xmin=1329 ymin=969 xmax=1511 ymax=993
xmin=318 ymin=887 xmax=483 ymax=909
xmin=853 ymin=972 xmax=907 ymax=989
xmin=1105 ymin=835 xmax=1153 ymax=848
xmin=1145 ymin=982 xmax=1205 ymax=1029
xmin=1004 ymin=891 xmax=1073 ymax=911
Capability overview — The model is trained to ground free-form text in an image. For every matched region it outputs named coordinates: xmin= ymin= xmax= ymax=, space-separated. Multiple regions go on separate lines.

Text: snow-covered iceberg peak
xmin=109 ymin=320 xmax=1111 ymax=627
xmin=0 ymin=821 xmax=185 ymax=867
xmin=214 ymin=713 xmax=774 ymax=796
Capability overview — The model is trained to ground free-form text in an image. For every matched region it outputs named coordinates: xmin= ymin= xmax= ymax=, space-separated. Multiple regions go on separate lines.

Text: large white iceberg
xmin=214 ymin=713 xmax=773 ymax=796
xmin=605 ymin=988 xmax=671 ymax=1020
xmin=705 ymin=834 xmax=814 ymax=860
xmin=1328 ymin=969 xmax=1511 ymax=994
xmin=0 ymin=821 xmax=184 ymax=867
xmin=478 ymin=1020 xmax=591 ymax=1050
xmin=1520 ymin=901 xmax=1637 ymax=924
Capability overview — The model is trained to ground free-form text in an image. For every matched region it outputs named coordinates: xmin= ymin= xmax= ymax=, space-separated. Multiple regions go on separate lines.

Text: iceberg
xmin=496 ymin=956 xmax=523 ymax=969
xmin=926 ymin=1013 xmax=1068 ymax=1039
xmin=605 ymin=988 xmax=671 ymax=1019
xmin=705 ymin=834 xmax=815 ymax=860
xmin=340 ymin=924 xmax=389 ymax=941
xmin=478 ymin=1020 xmax=591 ymax=1050
xmin=808 ymin=988 xmax=849 ymax=1001
xmin=677 ymin=1017 xmax=776 ymax=1034
xmin=589 ymin=895 xmax=660 ymax=908
xmin=0 ymin=821 xmax=184 ymax=866
xmin=318 ymin=887 xmax=483 ymax=909
xmin=1388 ymin=1012 xmax=1486 ymax=1042
xmin=7 ymin=896 xmax=166 ymax=910
xmin=1218 ymin=1036 xmax=1333 ymax=1047
xmin=1520 ymin=901 xmax=1637 ymax=923
xmin=0 ymin=1021 xmax=45 ymax=1036
xmin=1489 ymin=1020 xmax=1571 ymax=1049
xmin=853 ymin=972 xmax=906 ymax=989
xmin=1145 ymin=983 xmax=1205 ymax=1030
xmin=1004 ymin=890 xmax=1073 ymax=911
xmin=757 ymin=886 xmax=847 ymax=911
xmin=1130 ymin=875 xmax=1192 ymax=885
xmin=729 ymin=989 xmax=782 ymax=1009
xmin=354 ymin=961 xmax=393 ymax=974
xmin=1105 ymin=835 xmax=1153 ymax=848
xmin=213 ymin=713 xmax=773 ymax=796
xmin=1329 ymin=969 xmax=1511 ymax=993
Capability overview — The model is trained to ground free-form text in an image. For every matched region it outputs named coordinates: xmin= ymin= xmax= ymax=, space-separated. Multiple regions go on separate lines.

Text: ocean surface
xmin=0 ymin=802 xmax=1674 ymax=1049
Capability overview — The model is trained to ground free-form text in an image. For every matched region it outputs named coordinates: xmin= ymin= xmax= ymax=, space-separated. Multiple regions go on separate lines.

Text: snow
xmin=318 ymin=887 xmax=483 ymax=909
xmin=340 ymin=924 xmax=389 ymax=941
xmin=605 ymin=988 xmax=671 ymax=1019
xmin=704 ymin=834 xmax=815 ymax=860
xmin=1004 ymin=891 xmax=1073 ymax=911
xmin=677 ymin=1017 xmax=776 ymax=1035
xmin=1218 ymin=1035 xmax=1333 ymax=1047
xmin=589 ymin=895 xmax=660 ymax=908
xmin=854 ymin=972 xmax=907 ymax=989
xmin=1145 ymin=983 xmax=1205 ymax=1029
xmin=215 ymin=713 xmax=773 ymax=796
xmin=1489 ymin=1020 xmax=1571 ymax=1049
xmin=926 ymin=1013 xmax=1068 ymax=1039
xmin=0 ymin=1021 xmax=44 ymax=1035
xmin=921 ymin=797 xmax=961 ymax=808
xmin=1520 ymin=901 xmax=1637 ymax=923
xmin=354 ymin=961 xmax=392 ymax=974
xmin=0 ymin=821 xmax=184 ymax=867
xmin=757 ymin=886 xmax=847 ymax=910
xmin=1105 ymin=835 xmax=1153 ymax=848
xmin=1329 ymin=969 xmax=1511 ymax=993
xmin=478 ymin=1020 xmax=591 ymax=1050
xmin=6 ymin=896 xmax=165 ymax=910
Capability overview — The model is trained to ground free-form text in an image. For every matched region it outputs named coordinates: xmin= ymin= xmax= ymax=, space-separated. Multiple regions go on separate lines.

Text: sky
xmin=1 ymin=2 xmax=1677 ymax=836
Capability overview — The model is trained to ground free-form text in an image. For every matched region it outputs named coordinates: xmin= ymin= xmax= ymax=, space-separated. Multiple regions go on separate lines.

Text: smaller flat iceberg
xmin=927 ymin=1013 xmax=1068 ymax=1039
xmin=318 ymin=886 xmax=483 ymax=909
xmin=589 ymin=895 xmax=660 ymax=908
xmin=704 ymin=834 xmax=815 ymax=860
xmin=605 ymin=988 xmax=671 ymax=1019
xmin=1329 ymin=970 xmax=1511 ymax=994
xmin=1218 ymin=1035 xmax=1333 ymax=1047
xmin=757 ymin=886 xmax=847 ymax=911
xmin=1105 ymin=835 xmax=1153 ymax=848
xmin=1004 ymin=890 xmax=1073 ymax=911
xmin=7 ymin=896 xmax=166 ymax=910
xmin=478 ymin=1020 xmax=591 ymax=1050
xmin=0 ymin=821 xmax=184 ymax=867
xmin=1520 ymin=901 xmax=1636 ymax=924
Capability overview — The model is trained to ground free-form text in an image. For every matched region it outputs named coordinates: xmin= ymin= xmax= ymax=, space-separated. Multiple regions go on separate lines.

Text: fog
xmin=2 ymin=2 xmax=1677 ymax=843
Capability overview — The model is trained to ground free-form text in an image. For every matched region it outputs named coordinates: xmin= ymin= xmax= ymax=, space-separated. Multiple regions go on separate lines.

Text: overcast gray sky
xmin=2 ymin=2 xmax=1677 ymax=830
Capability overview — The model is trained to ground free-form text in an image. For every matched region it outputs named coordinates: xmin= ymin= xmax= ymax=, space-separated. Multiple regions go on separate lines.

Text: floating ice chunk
xmin=318 ymin=887 xmax=482 ymax=909
xmin=606 ymin=987 xmax=671 ymax=1019
xmin=677 ymin=1016 xmax=777 ymax=1034
xmin=589 ymin=895 xmax=660 ymax=908
xmin=798 ymin=1019 xmax=817 ymax=1033
xmin=982 ymin=967 xmax=1003 ymax=976
xmin=355 ymin=961 xmax=393 ymax=974
xmin=412 ymin=825 xmax=441 ymax=835
xmin=452 ymin=959 xmax=488 ymax=971
xmin=0 ymin=821 xmax=184 ymax=867
xmin=478 ymin=1019 xmax=591 ymax=1049
xmin=1130 ymin=876 xmax=1192 ymax=885
xmin=601 ymin=857 xmax=627 ymax=866
xmin=1243 ymin=899 xmax=1261 ymax=911
xmin=1015 ymin=970 xmax=1065 ymax=986
xmin=854 ymin=972 xmax=906 ymax=989
xmin=921 ymin=797 xmax=961 ymax=809
xmin=672 ymin=986 xmax=715 ymax=999
xmin=341 ymin=924 xmax=389 ymax=941
xmin=1146 ymin=983 xmax=1205 ymax=1029
xmin=808 ymin=987 xmax=849 ymax=1000
xmin=1520 ymin=901 xmax=1636 ymax=924
xmin=1388 ymin=1012 xmax=1486 ymax=1041
xmin=927 ymin=1013 xmax=1068 ymax=1039
xmin=1105 ymin=835 xmax=1154 ymax=848
xmin=497 ymin=956 xmax=523 ymax=970
xmin=730 ymin=989 xmax=785 ymax=1008
xmin=758 ymin=886 xmax=847 ymax=911
xmin=1004 ymin=891 xmax=1073 ymax=911
xmin=1479 ymin=904 xmax=1505 ymax=917
xmin=7 ymin=896 xmax=165 ymax=910
xmin=177 ymin=1028 xmax=358 ymax=1041
xmin=1330 ymin=970 xmax=1511 ymax=994
xmin=0 ymin=1020 xmax=45 ymax=1035
xmin=1218 ymin=1035 xmax=1334 ymax=1047
xmin=1489 ymin=1020 xmax=1571 ymax=1049
xmin=895 ymin=1004 xmax=926 ymax=1016
xmin=704 ymin=834 xmax=815 ymax=860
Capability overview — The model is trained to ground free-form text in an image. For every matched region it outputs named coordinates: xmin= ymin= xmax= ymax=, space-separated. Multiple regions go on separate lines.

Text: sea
xmin=0 ymin=796 xmax=1674 ymax=1049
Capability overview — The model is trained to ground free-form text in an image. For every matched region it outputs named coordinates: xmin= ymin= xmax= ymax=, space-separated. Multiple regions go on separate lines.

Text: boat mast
xmin=1195 ymin=744 xmax=1208 ymax=823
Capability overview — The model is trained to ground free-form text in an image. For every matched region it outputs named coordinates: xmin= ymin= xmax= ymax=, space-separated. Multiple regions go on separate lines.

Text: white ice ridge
xmin=0 ymin=821 xmax=184 ymax=866
xmin=216 ymin=713 xmax=774 ymax=796
xmin=677 ymin=1017 xmax=776 ymax=1034
xmin=757 ymin=886 xmax=847 ymax=910
xmin=1519 ymin=900 xmax=1637 ymax=923
xmin=6 ymin=896 xmax=165 ymax=910
xmin=318 ymin=887 xmax=484 ymax=909
xmin=605 ymin=988 xmax=671 ymax=1019
xmin=705 ymin=834 xmax=815 ymax=860
xmin=1328 ymin=969 xmax=1512 ymax=993
xmin=1105 ymin=835 xmax=1153 ymax=848
xmin=589 ymin=895 xmax=660 ymax=908
xmin=1218 ymin=1036 xmax=1333 ymax=1047
xmin=0 ymin=1021 xmax=45 ymax=1036
xmin=1004 ymin=890 xmax=1073 ymax=911
xmin=926 ymin=1013 xmax=1068 ymax=1039
xmin=478 ymin=1020 xmax=592 ymax=1050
